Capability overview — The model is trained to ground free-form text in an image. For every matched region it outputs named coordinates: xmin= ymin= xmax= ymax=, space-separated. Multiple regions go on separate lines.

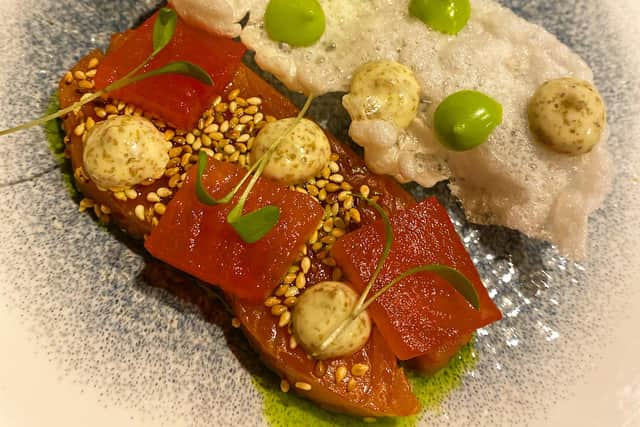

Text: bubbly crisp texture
xmin=171 ymin=0 xmax=612 ymax=258
xmin=83 ymin=115 xmax=171 ymax=190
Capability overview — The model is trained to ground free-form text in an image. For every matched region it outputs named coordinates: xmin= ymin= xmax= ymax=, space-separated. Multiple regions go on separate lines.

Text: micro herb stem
xmin=314 ymin=195 xmax=481 ymax=357
xmin=226 ymin=95 xmax=316 ymax=220
xmin=351 ymin=195 xmax=392 ymax=313
xmin=0 ymin=8 xmax=212 ymax=138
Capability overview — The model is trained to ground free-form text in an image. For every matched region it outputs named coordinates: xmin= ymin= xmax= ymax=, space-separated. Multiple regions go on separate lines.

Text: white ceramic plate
xmin=1 ymin=1 xmax=639 ymax=426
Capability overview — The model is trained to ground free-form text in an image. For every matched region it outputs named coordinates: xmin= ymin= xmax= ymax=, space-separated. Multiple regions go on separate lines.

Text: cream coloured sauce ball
xmin=82 ymin=115 xmax=171 ymax=190
xmin=343 ymin=60 xmax=421 ymax=129
xmin=528 ymin=77 xmax=606 ymax=155
xmin=250 ymin=118 xmax=331 ymax=185
xmin=292 ymin=281 xmax=371 ymax=360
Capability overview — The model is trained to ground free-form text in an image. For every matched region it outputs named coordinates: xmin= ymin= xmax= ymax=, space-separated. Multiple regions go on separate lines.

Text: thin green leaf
xmin=363 ymin=264 xmax=480 ymax=311
xmin=153 ymin=8 xmax=178 ymax=56
xmin=126 ymin=61 xmax=213 ymax=86
xmin=229 ymin=206 xmax=281 ymax=244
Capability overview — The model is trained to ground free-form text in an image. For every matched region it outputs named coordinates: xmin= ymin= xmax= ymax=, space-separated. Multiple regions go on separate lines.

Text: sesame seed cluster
xmin=63 ymin=55 xmax=372 ymax=393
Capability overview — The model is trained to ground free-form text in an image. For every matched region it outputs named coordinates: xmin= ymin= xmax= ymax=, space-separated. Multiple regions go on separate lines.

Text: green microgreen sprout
xmin=0 ymin=8 xmax=212 ymax=138
xmin=195 ymin=95 xmax=316 ymax=243
xmin=312 ymin=194 xmax=480 ymax=357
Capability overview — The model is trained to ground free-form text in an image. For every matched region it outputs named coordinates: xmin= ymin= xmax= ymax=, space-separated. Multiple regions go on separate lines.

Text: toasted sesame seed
xmin=295 ymin=382 xmax=312 ymax=391
xmin=229 ymin=101 xmax=238 ymax=113
xmin=78 ymin=80 xmax=94 ymax=90
xmin=280 ymin=379 xmax=290 ymax=393
xmin=203 ymin=124 xmax=219 ymax=134
xmin=163 ymin=129 xmax=175 ymax=141
xmin=154 ymin=203 xmax=166 ymax=216
xmin=318 ymin=188 xmax=327 ymax=201
xmin=264 ymin=296 xmax=281 ymax=308
xmin=125 ymin=189 xmax=138 ymax=200
xmin=247 ymin=97 xmax=262 ymax=106
xmin=254 ymin=113 xmax=264 ymax=124
xmin=228 ymin=88 xmax=240 ymax=101
xmin=146 ymin=192 xmax=160 ymax=203
xmin=85 ymin=117 xmax=95 ymax=130
xmin=331 ymin=228 xmax=346 ymax=238
xmin=215 ymin=103 xmax=228 ymax=113
xmin=212 ymin=95 xmax=222 ymax=106
xmin=168 ymin=174 xmax=181 ymax=188
xmin=359 ymin=185 xmax=370 ymax=198
xmin=85 ymin=69 xmax=97 ymax=79
xmin=325 ymin=183 xmax=341 ymax=193
xmin=336 ymin=366 xmax=347 ymax=383
xmin=275 ymin=284 xmax=289 ymax=297
xmin=239 ymin=115 xmax=253 ymax=124
xmin=289 ymin=335 xmax=298 ymax=349
xmin=311 ymin=242 xmax=324 ymax=252
xmin=237 ymin=133 xmax=250 ymax=143
xmin=347 ymin=378 xmax=357 ymax=392
xmin=351 ymin=363 xmax=369 ymax=377
xmin=231 ymin=317 xmax=241 ymax=328
xmin=341 ymin=182 xmax=353 ymax=191
xmin=105 ymin=104 xmax=118 ymax=115
xmin=330 ymin=174 xmax=344 ymax=183
xmin=349 ymin=208 xmax=361 ymax=223
xmin=181 ymin=152 xmax=192 ymax=167
xmin=78 ymin=198 xmax=95 ymax=213
xmin=306 ymin=184 xmax=319 ymax=196
xmin=135 ymin=205 xmax=145 ymax=221
xmin=271 ymin=304 xmax=287 ymax=316
xmin=113 ymin=191 xmax=127 ymax=201
xmin=64 ymin=71 xmax=73 ymax=84
xmin=295 ymin=272 xmax=306 ymax=289
xmin=87 ymin=57 xmax=100 ymax=69
xmin=165 ymin=167 xmax=180 ymax=178
xmin=156 ymin=187 xmax=172 ymax=198
xmin=301 ymin=257 xmax=311 ymax=274
xmin=284 ymin=287 xmax=299 ymax=298
xmin=228 ymin=151 xmax=240 ymax=163
xmin=73 ymin=123 xmax=85 ymax=136
xmin=245 ymin=105 xmax=259 ymax=115
xmin=94 ymin=106 xmax=106 ymax=118
xmin=316 ymin=179 xmax=328 ymax=188
xmin=283 ymin=296 xmax=297 ymax=307
xmin=283 ymin=273 xmax=297 ymax=284
xmin=73 ymin=70 xmax=86 ymax=80
xmin=278 ymin=310 xmax=291 ymax=327
xmin=343 ymin=196 xmax=354 ymax=210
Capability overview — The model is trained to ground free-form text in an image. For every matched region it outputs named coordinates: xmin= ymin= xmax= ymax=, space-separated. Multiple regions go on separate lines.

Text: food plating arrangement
xmin=0 ymin=0 xmax=617 ymax=425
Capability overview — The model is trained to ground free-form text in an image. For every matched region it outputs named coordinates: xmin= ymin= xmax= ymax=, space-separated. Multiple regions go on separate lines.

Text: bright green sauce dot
xmin=265 ymin=0 xmax=326 ymax=47
xmin=409 ymin=0 xmax=471 ymax=35
xmin=434 ymin=90 xmax=503 ymax=151
xmin=252 ymin=340 xmax=477 ymax=426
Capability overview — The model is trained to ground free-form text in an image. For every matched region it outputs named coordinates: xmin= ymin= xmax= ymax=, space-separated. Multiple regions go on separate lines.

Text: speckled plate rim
xmin=0 ymin=1 xmax=639 ymax=426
